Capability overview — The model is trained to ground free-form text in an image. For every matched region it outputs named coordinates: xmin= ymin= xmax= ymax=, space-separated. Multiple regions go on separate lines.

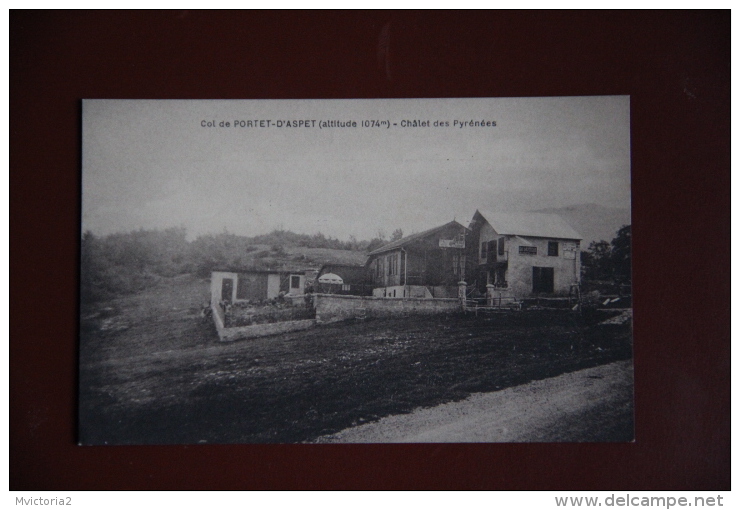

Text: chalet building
xmin=315 ymin=263 xmax=374 ymax=295
xmin=466 ymin=211 xmax=582 ymax=299
xmin=366 ymin=220 xmax=469 ymax=298
xmin=211 ymin=268 xmax=310 ymax=305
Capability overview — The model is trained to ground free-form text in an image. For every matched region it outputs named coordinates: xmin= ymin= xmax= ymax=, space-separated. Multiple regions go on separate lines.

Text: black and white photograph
xmin=78 ymin=96 xmax=633 ymax=444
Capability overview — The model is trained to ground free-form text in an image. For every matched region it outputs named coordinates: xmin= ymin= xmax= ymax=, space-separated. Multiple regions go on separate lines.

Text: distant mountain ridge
xmin=531 ymin=204 xmax=631 ymax=247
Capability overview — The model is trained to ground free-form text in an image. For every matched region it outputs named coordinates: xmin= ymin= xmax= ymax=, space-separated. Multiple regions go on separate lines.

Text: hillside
xmin=236 ymin=245 xmax=368 ymax=272
xmin=284 ymin=246 xmax=368 ymax=267
xmin=532 ymin=204 xmax=631 ymax=247
xmin=80 ymin=228 xmax=372 ymax=303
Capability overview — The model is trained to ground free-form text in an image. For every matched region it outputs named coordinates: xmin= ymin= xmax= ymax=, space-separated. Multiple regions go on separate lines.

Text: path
xmin=317 ymin=360 xmax=633 ymax=442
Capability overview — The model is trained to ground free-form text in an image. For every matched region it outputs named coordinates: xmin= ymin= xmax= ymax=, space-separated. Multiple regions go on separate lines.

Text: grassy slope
xmin=218 ymin=244 xmax=368 ymax=272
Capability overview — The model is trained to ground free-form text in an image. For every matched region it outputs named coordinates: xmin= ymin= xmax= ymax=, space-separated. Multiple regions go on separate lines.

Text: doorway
xmin=532 ymin=267 xmax=554 ymax=294
xmin=221 ymin=278 xmax=234 ymax=302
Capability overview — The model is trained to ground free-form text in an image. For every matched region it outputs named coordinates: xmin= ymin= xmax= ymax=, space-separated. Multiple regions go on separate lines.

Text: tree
xmin=610 ymin=225 xmax=631 ymax=283
xmin=365 ymin=237 xmax=387 ymax=252
xmin=391 ymin=228 xmax=404 ymax=241
xmin=581 ymin=224 xmax=631 ymax=283
xmin=348 ymin=235 xmax=359 ymax=251
xmin=581 ymin=240 xmax=612 ymax=281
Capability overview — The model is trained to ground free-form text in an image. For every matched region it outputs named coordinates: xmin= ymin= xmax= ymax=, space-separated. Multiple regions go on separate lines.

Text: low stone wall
xmin=211 ymin=303 xmax=315 ymax=341
xmin=313 ymin=293 xmax=461 ymax=324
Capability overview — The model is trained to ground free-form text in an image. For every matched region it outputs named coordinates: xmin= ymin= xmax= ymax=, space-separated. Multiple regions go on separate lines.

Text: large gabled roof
xmin=473 ymin=210 xmax=582 ymax=240
xmin=368 ymin=220 xmax=468 ymax=256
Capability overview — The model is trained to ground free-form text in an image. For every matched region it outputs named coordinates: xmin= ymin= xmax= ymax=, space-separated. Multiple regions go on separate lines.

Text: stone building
xmin=466 ymin=210 xmax=582 ymax=300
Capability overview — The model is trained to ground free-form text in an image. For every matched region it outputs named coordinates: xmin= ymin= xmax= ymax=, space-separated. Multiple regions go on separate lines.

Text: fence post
xmin=458 ymin=281 xmax=467 ymax=310
xmin=486 ymin=284 xmax=495 ymax=307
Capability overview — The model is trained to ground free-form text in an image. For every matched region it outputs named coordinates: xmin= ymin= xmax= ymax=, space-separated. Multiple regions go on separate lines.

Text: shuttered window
xmin=488 ymin=240 xmax=497 ymax=259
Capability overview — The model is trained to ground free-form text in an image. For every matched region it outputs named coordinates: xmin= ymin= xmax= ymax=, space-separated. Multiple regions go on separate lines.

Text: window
xmin=480 ymin=241 xmax=488 ymax=259
xmin=388 ymin=254 xmax=397 ymax=276
xmin=342 ymin=284 xmax=350 ymax=291
xmin=519 ymin=246 xmax=537 ymax=255
xmin=548 ymin=241 xmax=559 ymax=257
xmin=494 ymin=267 xmax=507 ymax=288
xmin=488 ymin=240 xmax=497 ymax=260
xmin=498 ymin=237 xmax=505 ymax=256
xmin=290 ymin=275 xmax=301 ymax=289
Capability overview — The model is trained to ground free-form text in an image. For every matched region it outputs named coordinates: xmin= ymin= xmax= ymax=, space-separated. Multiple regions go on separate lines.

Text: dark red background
xmin=10 ymin=11 xmax=730 ymax=489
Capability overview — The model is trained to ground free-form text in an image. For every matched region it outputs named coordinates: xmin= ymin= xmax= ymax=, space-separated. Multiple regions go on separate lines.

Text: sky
xmin=81 ymin=96 xmax=631 ymax=241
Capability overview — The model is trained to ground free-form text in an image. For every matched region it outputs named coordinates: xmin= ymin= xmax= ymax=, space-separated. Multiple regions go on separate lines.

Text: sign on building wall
xmin=439 ymin=239 xmax=465 ymax=248
xmin=562 ymin=242 xmax=578 ymax=260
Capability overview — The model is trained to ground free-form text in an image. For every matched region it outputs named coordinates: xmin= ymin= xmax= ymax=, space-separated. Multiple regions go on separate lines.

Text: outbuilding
xmin=210 ymin=268 xmax=310 ymax=306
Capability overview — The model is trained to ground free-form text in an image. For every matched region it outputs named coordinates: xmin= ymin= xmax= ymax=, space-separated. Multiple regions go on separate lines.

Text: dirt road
xmin=317 ymin=360 xmax=633 ymax=442
xmin=79 ymin=275 xmax=632 ymax=444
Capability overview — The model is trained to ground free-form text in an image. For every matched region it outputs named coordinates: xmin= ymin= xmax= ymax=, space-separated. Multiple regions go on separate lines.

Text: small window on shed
xmin=519 ymin=246 xmax=537 ymax=255
xmin=290 ymin=275 xmax=301 ymax=289
xmin=548 ymin=241 xmax=559 ymax=257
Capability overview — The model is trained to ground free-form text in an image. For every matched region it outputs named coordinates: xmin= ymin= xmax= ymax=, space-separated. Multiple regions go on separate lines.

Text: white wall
xmin=506 ymin=237 xmax=580 ymax=298
xmin=267 ymin=274 xmax=281 ymax=299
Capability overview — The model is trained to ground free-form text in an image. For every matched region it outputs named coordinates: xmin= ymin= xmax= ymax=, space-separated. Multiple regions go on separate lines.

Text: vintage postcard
xmin=79 ymin=97 xmax=632 ymax=444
